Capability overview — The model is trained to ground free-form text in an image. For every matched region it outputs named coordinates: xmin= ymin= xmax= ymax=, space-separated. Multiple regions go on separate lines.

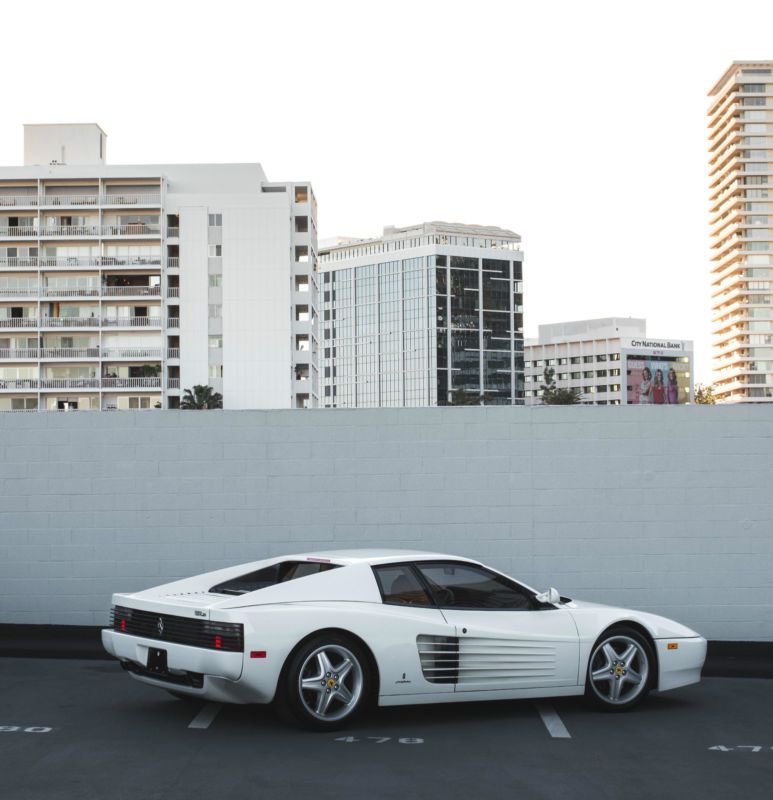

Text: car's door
xmin=413 ymin=561 xmax=580 ymax=692
xmin=371 ymin=563 xmax=456 ymax=697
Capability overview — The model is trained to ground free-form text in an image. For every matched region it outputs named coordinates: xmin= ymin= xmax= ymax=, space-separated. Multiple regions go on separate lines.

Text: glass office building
xmin=319 ymin=222 xmax=524 ymax=407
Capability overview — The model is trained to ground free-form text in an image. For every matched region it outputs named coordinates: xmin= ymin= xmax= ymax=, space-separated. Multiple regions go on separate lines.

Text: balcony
xmin=101 ymin=317 xmax=162 ymax=328
xmin=0 ymin=348 xmax=39 ymax=359
xmin=167 ymin=227 xmax=179 ymax=238
xmin=101 ymin=377 xmax=162 ymax=389
xmin=167 ymin=348 xmax=180 ymax=359
xmin=98 ymin=194 xmax=161 ymax=206
xmin=101 ymin=286 xmax=161 ymax=297
xmin=167 ymin=378 xmax=180 ymax=389
xmin=0 ymin=256 xmax=163 ymax=270
xmin=101 ymin=348 xmax=162 ymax=359
xmin=40 ymin=317 xmax=101 ymax=328
xmin=40 ymin=348 xmax=100 ymax=359
xmin=101 ymin=224 xmax=161 ymax=238
xmin=40 ymin=195 xmax=98 ymax=207
xmin=166 ymin=257 xmax=179 ymax=268
xmin=0 ymin=318 xmax=38 ymax=328
xmin=0 ymin=379 xmax=38 ymax=390
xmin=39 ymin=378 xmax=100 ymax=390
xmin=0 ymin=196 xmax=39 ymax=208
xmin=42 ymin=287 xmax=101 ymax=298
xmin=167 ymin=286 xmax=179 ymax=298
xmin=167 ymin=318 xmax=179 ymax=328
xmin=0 ymin=225 xmax=163 ymax=239
xmin=0 ymin=226 xmax=37 ymax=237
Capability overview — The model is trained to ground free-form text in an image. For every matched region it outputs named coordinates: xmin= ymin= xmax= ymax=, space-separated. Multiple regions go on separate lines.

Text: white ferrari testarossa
xmin=102 ymin=550 xmax=706 ymax=729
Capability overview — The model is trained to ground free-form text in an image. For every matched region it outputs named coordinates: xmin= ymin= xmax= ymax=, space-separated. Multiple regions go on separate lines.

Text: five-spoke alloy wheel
xmin=279 ymin=634 xmax=372 ymax=730
xmin=586 ymin=626 xmax=653 ymax=711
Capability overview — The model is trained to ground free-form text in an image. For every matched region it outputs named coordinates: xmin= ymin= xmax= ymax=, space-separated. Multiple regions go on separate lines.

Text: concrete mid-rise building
xmin=709 ymin=62 xmax=773 ymax=403
xmin=0 ymin=123 xmax=318 ymax=412
xmin=319 ymin=222 xmax=524 ymax=406
xmin=524 ymin=318 xmax=693 ymax=405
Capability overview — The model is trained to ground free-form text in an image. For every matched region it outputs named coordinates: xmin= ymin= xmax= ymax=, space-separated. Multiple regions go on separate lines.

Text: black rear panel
xmin=111 ymin=606 xmax=243 ymax=652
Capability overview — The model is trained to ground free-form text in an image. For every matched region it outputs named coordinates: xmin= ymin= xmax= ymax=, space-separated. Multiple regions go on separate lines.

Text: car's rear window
xmin=209 ymin=561 xmax=340 ymax=595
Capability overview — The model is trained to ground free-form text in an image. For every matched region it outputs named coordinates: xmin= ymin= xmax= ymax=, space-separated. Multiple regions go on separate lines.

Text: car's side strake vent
xmin=417 ymin=635 xmax=460 ymax=684
xmin=111 ymin=606 xmax=244 ymax=652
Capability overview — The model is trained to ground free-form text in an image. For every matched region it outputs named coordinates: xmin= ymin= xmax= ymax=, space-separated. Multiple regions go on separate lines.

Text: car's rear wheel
xmin=585 ymin=626 xmax=654 ymax=711
xmin=278 ymin=634 xmax=371 ymax=730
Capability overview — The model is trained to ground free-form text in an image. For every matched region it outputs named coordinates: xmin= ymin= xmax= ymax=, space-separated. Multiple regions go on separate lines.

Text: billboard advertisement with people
xmin=626 ymin=355 xmax=690 ymax=404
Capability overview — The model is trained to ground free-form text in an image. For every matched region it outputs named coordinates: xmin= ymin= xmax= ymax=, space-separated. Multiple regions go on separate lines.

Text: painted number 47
xmin=335 ymin=736 xmax=424 ymax=744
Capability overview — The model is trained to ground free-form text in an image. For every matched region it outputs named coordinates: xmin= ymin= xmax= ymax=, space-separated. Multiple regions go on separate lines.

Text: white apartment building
xmin=524 ymin=318 xmax=693 ymax=405
xmin=319 ymin=222 xmax=524 ymax=406
xmin=0 ymin=124 xmax=318 ymax=412
xmin=709 ymin=62 xmax=773 ymax=402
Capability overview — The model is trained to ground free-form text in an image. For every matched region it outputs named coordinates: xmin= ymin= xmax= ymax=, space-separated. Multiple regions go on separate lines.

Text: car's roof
xmin=293 ymin=549 xmax=473 ymax=565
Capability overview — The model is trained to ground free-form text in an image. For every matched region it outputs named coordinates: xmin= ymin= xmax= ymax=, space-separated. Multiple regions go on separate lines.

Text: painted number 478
xmin=335 ymin=736 xmax=424 ymax=744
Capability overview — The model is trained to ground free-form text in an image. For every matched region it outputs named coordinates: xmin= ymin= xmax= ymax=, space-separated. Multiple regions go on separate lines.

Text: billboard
xmin=626 ymin=354 xmax=690 ymax=405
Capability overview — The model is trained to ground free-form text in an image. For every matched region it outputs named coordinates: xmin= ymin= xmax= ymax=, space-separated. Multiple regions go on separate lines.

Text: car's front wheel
xmin=585 ymin=626 xmax=654 ymax=711
xmin=278 ymin=634 xmax=372 ymax=730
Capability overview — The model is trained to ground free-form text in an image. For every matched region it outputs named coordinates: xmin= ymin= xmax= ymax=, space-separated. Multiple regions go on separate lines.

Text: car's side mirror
xmin=535 ymin=587 xmax=561 ymax=604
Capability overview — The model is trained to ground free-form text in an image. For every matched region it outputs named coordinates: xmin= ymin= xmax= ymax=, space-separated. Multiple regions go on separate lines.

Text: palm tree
xmin=540 ymin=367 xmax=581 ymax=405
xmin=180 ymin=384 xmax=223 ymax=410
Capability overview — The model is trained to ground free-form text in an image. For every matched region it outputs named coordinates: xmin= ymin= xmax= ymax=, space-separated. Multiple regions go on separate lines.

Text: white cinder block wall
xmin=0 ymin=406 xmax=771 ymax=640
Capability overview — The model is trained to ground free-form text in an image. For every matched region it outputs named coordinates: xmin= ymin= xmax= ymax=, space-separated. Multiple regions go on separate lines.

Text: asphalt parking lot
xmin=1 ymin=657 xmax=771 ymax=800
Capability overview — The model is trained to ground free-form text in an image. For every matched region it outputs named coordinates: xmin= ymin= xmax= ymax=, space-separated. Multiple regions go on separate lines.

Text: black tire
xmin=276 ymin=633 xmax=373 ymax=731
xmin=584 ymin=625 xmax=655 ymax=712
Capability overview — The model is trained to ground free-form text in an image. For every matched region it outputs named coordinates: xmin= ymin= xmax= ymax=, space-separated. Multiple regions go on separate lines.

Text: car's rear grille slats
xmin=111 ymin=606 xmax=244 ymax=652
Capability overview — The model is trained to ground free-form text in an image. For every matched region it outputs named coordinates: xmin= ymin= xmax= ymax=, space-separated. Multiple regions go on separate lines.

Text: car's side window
xmin=414 ymin=562 xmax=535 ymax=610
xmin=373 ymin=565 xmax=433 ymax=607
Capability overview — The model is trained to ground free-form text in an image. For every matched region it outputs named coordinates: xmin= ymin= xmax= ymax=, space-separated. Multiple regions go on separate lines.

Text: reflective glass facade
xmin=321 ymin=250 xmax=524 ymax=407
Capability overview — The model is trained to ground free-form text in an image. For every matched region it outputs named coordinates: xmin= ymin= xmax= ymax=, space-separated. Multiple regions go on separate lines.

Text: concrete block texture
xmin=0 ymin=405 xmax=771 ymax=639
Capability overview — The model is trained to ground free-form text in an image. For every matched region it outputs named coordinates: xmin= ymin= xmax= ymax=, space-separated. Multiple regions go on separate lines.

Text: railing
xmin=0 ymin=226 xmax=37 ymax=237
xmin=40 ymin=348 xmax=100 ymax=358
xmin=101 ymin=377 xmax=161 ymax=388
xmin=0 ymin=256 xmax=164 ymax=269
xmin=0 ymin=286 xmax=37 ymax=296
xmin=101 ymin=224 xmax=161 ymax=237
xmin=0 ymin=379 xmax=38 ymax=389
xmin=41 ymin=195 xmax=98 ymax=207
xmin=40 ymin=317 xmax=101 ymax=328
xmin=42 ymin=287 xmax=100 ymax=297
xmin=0 ymin=318 xmax=38 ymax=328
xmin=167 ymin=378 xmax=180 ymax=389
xmin=99 ymin=194 xmax=161 ymax=206
xmin=0 ymin=349 xmax=39 ymax=359
xmin=167 ymin=318 xmax=179 ymax=328
xmin=167 ymin=227 xmax=179 ymax=237
xmin=167 ymin=286 xmax=179 ymax=297
xmin=166 ymin=257 xmax=179 ymax=268
xmin=101 ymin=348 xmax=162 ymax=359
xmin=0 ymin=196 xmax=39 ymax=207
xmin=102 ymin=317 xmax=161 ymax=327
xmin=0 ymin=407 xmax=39 ymax=412
xmin=39 ymin=378 xmax=100 ymax=389
xmin=0 ymin=225 xmax=162 ymax=238
xmin=167 ymin=348 xmax=180 ymax=359
xmin=102 ymin=286 xmax=161 ymax=297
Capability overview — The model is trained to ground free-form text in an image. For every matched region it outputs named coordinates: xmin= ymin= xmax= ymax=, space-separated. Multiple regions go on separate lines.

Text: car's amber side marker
xmin=667 ymin=643 xmax=679 ymax=650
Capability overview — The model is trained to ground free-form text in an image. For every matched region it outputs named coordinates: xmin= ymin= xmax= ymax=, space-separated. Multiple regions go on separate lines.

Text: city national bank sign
xmin=621 ymin=338 xmax=693 ymax=405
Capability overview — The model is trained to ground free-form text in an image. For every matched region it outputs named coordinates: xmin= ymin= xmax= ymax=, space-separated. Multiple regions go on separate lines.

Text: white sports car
xmin=102 ymin=550 xmax=707 ymax=729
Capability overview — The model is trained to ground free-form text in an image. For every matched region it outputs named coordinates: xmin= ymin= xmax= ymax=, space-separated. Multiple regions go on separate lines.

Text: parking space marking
xmin=535 ymin=703 xmax=571 ymax=739
xmin=188 ymin=703 xmax=222 ymax=730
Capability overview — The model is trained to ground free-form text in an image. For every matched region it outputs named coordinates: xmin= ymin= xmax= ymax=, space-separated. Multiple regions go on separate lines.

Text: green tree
xmin=694 ymin=383 xmax=716 ymax=405
xmin=180 ymin=384 xmax=223 ymax=410
xmin=540 ymin=366 xmax=581 ymax=405
xmin=449 ymin=388 xmax=484 ymax=406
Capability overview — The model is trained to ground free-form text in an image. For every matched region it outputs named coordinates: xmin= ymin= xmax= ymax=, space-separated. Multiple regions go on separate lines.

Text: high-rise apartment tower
xmin=709 ymin=62 xmax=773 ymax=402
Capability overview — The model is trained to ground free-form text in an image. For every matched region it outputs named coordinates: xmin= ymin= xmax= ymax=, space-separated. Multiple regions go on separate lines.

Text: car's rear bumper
xmin=655 ymin=636 xmax=707 ymax=691
xmin=101 ymin=629 xmax=244 ymax=682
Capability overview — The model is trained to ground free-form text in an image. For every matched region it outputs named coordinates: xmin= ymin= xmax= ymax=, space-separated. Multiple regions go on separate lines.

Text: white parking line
xmin=188 ymin=703 xmax=222 ymax=730
xmin=535 ymin=702 xmax=571 ymax=738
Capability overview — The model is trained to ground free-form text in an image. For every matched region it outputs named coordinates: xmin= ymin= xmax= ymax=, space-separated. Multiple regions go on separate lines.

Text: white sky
xmin=2 ymin=0 xmax=773 ymax=385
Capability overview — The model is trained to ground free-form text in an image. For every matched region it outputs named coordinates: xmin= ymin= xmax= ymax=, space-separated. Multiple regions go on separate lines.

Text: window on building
xmin=208 ymin=214 xmax=222 ymax=227
xmin=583 ymin=370 xmax=594 ymax=378
xmin=295 ymin=216 xmax=309 ymax=233
xmin=295 ymin=246 xmax=309 ymax=263
xmin=583 ymin=355 xmax=593 ymax=363
xmin=609 ymin=353 xmax=620 ymax=361
xmin=209 ymin=335 xmax=222 ymax=349
xmin=570 ymin=356 xmax=581 ymax=364
xmin=128 ymin=397 xmax=151 ymax=409
xmin=208 ymin=304 xmax=221 ymax=318
xmin=597 ymin=369 xmax=608 ymax=377
xmin=596 ymin=354 xmax=607 ymax=362
xmin=295 ymin=276 xmax=309 ymax=292
xmin=209 ymin=364 xmax=223 ymax=379
xmin=209 ymin=274 xmax=221 ymax=287
xmin=294 ymin=186 xmax=309 ymax=203
xmin=296 ymin=305 xmax=310 ymax=322
xmin=296 ymin=334 xmax=310 ymax=352
xmin=209 ymin=245 xmax=222 ymax=257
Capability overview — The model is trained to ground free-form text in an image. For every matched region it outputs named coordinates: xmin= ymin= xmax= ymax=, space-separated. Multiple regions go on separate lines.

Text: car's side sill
xmin=378 ymin=685 xmax=584 ymax=706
